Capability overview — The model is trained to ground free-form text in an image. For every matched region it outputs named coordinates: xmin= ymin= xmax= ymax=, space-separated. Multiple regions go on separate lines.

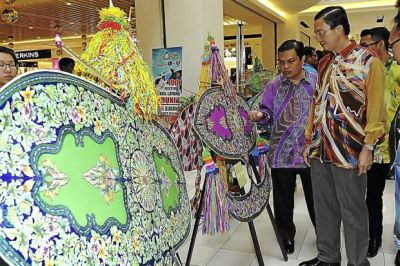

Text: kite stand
xmin=185 ymin=158 xmax=266 ymax=266
xmin=184 ymin=155 xmax=288 ymax=265
xmin=248 ymin=156 xmax=288 ymax=262
xmin=184 ymin=172 xmax=265 ymax=266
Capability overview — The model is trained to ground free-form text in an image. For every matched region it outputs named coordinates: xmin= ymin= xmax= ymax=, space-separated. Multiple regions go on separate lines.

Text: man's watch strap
xmin=363 ymin=143 xmax=374 ymax=151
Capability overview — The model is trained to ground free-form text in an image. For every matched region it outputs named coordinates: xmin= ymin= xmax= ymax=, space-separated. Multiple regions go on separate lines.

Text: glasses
xmin=315 ymin=28 xmax=332 ymax=39
xmin=389 ymin=38 xmax=400 ymax=54
xmin=360 ymin=40 xmax=380 ymax=48
xmin=0 ymin=63 xmax=18 ymax=71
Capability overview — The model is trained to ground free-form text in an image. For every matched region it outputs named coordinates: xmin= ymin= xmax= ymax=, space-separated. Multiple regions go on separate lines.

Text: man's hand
xmin=358 ymin=146 xmax=373 ymax=176
xmin=248 ymin=111 xmax=264 ymax=122
xmin=303 ymin=145 xmax=311 ymax=167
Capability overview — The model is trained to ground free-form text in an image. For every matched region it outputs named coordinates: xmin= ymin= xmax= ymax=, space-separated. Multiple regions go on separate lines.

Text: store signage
xmin=16 ymin=49 xmax=52 ymax=60
xmin=18 ymin=62 xmax=38 ymax=68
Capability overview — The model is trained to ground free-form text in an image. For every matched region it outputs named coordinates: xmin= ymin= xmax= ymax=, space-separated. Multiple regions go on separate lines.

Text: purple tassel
xmin=202 ymin=152 xmax=230 ymax=235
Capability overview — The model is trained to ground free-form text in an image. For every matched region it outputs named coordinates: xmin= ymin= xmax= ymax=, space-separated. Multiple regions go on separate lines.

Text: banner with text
xmin=152 ymin=47 xmax=182 ymax=116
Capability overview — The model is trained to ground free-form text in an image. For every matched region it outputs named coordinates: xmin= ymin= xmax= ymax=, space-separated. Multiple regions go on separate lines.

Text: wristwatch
xmin=363 ymin=143 xmax=375 ymax=151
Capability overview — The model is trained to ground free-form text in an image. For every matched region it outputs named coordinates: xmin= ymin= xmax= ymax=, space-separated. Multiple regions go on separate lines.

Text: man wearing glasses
xmin=359 ymin=27 xmax=400 ymax=258
xmin=0 ymin=46 xmax=18 ymax=88
xmin=300 ymin=6 xmax=385 ymax=266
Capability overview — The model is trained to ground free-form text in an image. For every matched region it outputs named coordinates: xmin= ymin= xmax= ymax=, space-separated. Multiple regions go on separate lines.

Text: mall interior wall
xmin=136 ymin=0 xmax=224 ymax=96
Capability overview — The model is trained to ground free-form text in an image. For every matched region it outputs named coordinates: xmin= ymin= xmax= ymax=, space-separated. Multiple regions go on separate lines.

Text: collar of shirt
xmin=303 ymin=63 xmax=315 ymax=69
xmin=333 ymin=41 xmax=357 ymax=59
xmin=384 ymin=57 xmax=394 ymax=69
xmin=280 ymin=71 xmax=312 ymax=86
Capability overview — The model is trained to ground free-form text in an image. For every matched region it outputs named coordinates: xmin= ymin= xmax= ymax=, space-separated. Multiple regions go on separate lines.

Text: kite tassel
xmin=202 ymin=150 xmax=230 ymax=235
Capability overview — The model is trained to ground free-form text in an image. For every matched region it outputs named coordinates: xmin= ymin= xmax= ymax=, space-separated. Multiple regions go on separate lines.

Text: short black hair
xmin=397 ymin=0 xmax=400 ymax=8
xmin=314 ymin=6 xmax=351 ymax=36
xmin=58 ymin=57 xmax=75 ymax=71
xmin=0 ymin=46 xmax=18 ymax=66
xmin=316 ymin=50 xmax=325 ymax=61
xmin=360 ymin=29 xmax=371 ymax=37
xmin=277 ymin=40 xmax=304 ymax=59
xmin=369 ymin=27 xmax=390 ymax=50
xmin=303 ymin=46 xmax=316 ymax=58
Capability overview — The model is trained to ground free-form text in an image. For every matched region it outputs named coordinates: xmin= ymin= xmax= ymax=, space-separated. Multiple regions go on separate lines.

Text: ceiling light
xmin=300 ymin=21 xmax=310 ymax=28
xmin=257 ymin=0 xmax=287 ymax=19
xmin=1 ymin=34 xmax=94 ymax=45
xmin=66 ymin=2 xmax=72 ymax=6
xmin=28 ymin=26 xmax=34 ymax=29
xmin=70 ymin=22 xmax=74 ymax=25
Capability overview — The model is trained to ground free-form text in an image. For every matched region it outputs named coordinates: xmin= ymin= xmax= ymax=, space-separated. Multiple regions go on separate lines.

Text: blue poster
xmin=152 ymin=47 xmax=183 ymax=115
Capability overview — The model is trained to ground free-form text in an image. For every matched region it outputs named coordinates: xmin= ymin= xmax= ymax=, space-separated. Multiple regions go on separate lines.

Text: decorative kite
xmin=194 ymin=88 xmax=271 ymax=222
xmin=0 ymin=1 xmax=191 ymax=264
xmin=74 ymin=3 xmax=159 ymax=120
xmin=0 ymin=70 xmax=191 ymax=265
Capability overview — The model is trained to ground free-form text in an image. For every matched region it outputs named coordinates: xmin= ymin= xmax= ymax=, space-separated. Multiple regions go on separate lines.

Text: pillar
xmin=136 ymin=0 xmax=224 ymax=96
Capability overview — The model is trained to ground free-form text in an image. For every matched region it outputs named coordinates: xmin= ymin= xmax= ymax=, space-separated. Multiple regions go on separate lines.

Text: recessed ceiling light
xmin=29 ymin=26 xmax=34 ymax=29
xmin=70 ymin=22 xmax=74 ymax=25
xmin=377 ymin=15 xmax=384 ymax=23
xmin=36 ymin=36 xmax=41 ymax=39
xmin=300 ymin=21 xmax=310 ymax=28
xmin=66 ymin=2 xmax=72 ymax=6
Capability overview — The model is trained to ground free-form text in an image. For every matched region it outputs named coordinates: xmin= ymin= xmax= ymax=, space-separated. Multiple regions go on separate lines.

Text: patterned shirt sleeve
xmin=364 ymin=57 xmax=386 ymax=145
xmin=258 ymin=78 xmax=277 ymax=125
xmin=305 ymin=90 xmax=316 ymax=146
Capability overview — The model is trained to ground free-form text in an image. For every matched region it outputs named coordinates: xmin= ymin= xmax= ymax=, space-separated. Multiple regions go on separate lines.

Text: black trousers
xmin=271 ymin=167 xmax=316 ymax=241
xmin=366 ymin=163 xmax=390 ymax=239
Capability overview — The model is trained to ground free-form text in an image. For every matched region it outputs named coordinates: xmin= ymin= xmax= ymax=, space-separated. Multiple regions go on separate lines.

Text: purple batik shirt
xmin=258 ymin=71 xmax=317 ymax=168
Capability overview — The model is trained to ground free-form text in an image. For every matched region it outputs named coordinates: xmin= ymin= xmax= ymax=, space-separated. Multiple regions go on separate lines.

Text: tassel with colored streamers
xmin=202 ymin=149 xmax=230 ymax=235
xmin=195 ymin=35 xmax=236 ymax=100
xmin=257 ymin=137 xmax=269 ymax=183
xmin=195 ymin=36 xmax=212 ymax=100
xmin=74 ymin=5 xmax=159 ymax=120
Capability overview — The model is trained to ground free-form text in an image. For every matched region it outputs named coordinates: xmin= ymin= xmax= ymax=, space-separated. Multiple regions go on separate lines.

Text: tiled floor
xmin=178 ymin=170 xmax=398 ymax=266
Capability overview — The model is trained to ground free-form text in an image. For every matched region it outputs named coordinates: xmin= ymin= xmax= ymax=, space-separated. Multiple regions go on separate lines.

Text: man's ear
xmin=335 ymin=25 xmax=344 ymax=35
xmin=378 ymin=40 xmax=386 ymax=51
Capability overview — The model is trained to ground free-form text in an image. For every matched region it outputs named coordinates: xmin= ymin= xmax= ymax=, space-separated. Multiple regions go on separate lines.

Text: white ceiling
xmin=266 ymin=0 xmax=321 ymax=14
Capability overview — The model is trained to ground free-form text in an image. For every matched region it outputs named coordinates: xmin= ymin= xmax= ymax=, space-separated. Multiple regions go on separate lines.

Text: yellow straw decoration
xmin=74 ymin=6 xmax=159 ymax=120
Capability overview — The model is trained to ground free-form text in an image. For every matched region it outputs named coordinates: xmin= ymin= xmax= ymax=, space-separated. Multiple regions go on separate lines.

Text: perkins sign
xmin=15 ymin=49 xmax=52 ymax=60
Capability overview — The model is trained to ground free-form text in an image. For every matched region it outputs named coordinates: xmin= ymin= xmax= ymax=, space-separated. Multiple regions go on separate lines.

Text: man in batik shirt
xmin=359 ymin=26 xmax=400 ymax=258
xmin=300 ymin=6 xmax=385 ymax=266
xmin=249 ymin=40 xmax=316 ymax=255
